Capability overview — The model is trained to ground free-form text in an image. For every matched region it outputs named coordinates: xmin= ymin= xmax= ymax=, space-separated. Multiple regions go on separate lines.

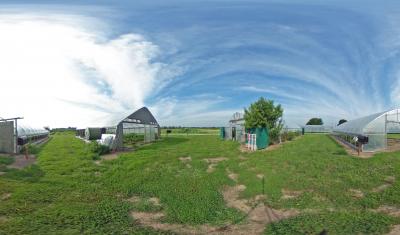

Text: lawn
xmin=1 ymin=133 xmax=400 ymax=234
xmin=160 ymin=128 xmax=219 ymax=135
xmin=388 ymin=133 xmax=400 ymax=139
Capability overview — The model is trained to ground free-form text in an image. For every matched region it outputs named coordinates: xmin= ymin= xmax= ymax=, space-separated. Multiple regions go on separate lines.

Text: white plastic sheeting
xmin=17 ymin=125 xmax=49 ymax=138
xmin=303 ymin=125 xmax=333 ymax=133
xmin=333 ymin=109 xmax=400 ymax=152
xmin=98 ymin=134 xmax=116 ymax=148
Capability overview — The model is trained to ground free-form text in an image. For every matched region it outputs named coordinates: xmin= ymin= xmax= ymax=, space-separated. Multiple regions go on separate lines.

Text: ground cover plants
xmin=0 ymin=132 xmax=400 ymax=234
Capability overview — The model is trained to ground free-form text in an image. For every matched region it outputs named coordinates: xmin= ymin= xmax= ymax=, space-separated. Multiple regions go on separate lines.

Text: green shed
xmin=220 ymin=127 xmax=225 ymax=139
xmin=247 ymin=127 xmax=269 ymax=150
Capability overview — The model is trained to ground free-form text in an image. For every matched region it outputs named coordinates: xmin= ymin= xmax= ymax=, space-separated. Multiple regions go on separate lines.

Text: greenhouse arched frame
xmin=333 ymin=109 xmax=400 ymax=152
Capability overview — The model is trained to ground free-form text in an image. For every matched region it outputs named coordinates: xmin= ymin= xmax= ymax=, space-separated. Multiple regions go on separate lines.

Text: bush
xmin=89 ymin=141 xmax=110 ymax=159
xmin=20 ymin=144 xmax=41 ymax=155
xmin=244 ymin=97 xmax=284 ymax=143
xmin=123 ymin=133 xmax=144 ymax=145
xmin=280 ymin=131 xmax=300 ymax=142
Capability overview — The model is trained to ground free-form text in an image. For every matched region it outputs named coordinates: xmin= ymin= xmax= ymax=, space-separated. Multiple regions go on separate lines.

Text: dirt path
xmin=204 ymin=157 xmax=227 ymax=173
xmin=7 ymin=155 xmax=36 ymax=169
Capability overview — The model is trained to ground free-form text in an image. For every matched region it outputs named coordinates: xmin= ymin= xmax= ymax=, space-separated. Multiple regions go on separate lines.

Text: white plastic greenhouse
xmin=333 ymin=109 xmax=400 ymax=152
xmin=0 ymin=118 xmax=49 ymax=154
xmin=18 ymin=125 xmax=49 ymax=144
xmin=76 ymin=107 xmax=160 ymax=151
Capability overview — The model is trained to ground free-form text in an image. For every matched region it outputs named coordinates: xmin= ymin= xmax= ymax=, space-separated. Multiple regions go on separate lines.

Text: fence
xmin=246 ymin=133 xmax=257 ymax=151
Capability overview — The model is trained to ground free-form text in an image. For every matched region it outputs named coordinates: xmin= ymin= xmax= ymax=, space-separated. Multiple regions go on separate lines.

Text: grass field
xmin=160 ymin=128 xmax=219 ymax=135
xmin=1 ymin=133 xmax=400 ymax=234
xmin=388 ymin=133 xmax=400 ymax=139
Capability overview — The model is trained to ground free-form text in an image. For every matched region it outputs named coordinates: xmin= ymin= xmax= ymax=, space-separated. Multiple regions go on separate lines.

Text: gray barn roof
xmin=121 ymin=107 xmax=159 ymax=126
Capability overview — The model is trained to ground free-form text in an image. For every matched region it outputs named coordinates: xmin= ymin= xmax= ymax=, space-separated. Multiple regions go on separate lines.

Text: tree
xmin=337 ymin=119 xmax=347 ymax=126
xmin=244 ymin=97 xmax=283 ymax=141
xmin=306 ymin=118 xmax=323 ymax=125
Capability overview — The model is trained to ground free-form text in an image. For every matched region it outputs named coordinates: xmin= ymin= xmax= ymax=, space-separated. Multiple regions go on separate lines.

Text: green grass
xmin=0 ymin=155 xmax=14 ymax=172
xmin=161 ymin=128 xmax=218 ymax=135
xmin=388 ymin=133 xmax=400 ymax=139
xmin=1 ymin=133 xmax=400 ymax=234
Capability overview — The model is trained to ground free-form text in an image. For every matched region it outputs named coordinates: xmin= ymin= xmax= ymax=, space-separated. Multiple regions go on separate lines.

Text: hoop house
xmin=17 ymin=125 xmax=49 ymax=145
xmin=111 ymin=107 xmax=160 ymax=150
xmin=333 ymin=109 xmax=400 ymax=152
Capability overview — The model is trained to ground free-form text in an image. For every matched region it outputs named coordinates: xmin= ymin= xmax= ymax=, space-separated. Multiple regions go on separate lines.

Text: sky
xmin=0 ymin=0 xmax=400 ymax=128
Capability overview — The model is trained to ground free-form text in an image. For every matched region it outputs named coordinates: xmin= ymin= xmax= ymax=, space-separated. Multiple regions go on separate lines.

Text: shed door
xmin=0 ymin=121 xmax=14 ymax=153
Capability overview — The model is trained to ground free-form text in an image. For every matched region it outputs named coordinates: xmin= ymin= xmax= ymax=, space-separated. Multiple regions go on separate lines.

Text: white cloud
xmin=391 ymin=72 xmax=400 ymax=106
xmin=0 ymin=13 xmax=170 ymax=128
xmin=149 ymin=96 xmax=234 ymax=127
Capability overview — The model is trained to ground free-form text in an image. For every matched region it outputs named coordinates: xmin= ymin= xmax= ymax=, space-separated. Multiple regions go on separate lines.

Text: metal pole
xmin=385 ymin=114 xmax=388 ymax=149
xmin=15 ymin=118 xmax=18 ymax=154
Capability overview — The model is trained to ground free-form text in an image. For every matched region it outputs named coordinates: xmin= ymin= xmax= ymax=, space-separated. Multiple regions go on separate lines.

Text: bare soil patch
xmin=7 ymin=155 xmax=36 ymax=169
xmin=372 ymin=176 xmax=395 ymax=193
xmin=226 ymin=169 xmax=238 ymax=182
xmin=0 ymin=172 xmax=5 ymax=176
xmin=101 ymin=153 xmax=119 ymax=161
xmin=179 ymin=156 xmax=192 ymax=163
xmin=387 ymin=139 xmax=400 ymax=152
xmin=281 ymin=189 xmax=304 ymax=199
xmin=386 ymin=225 xmax=400 ymax=235
xmin=222 ymin=185 xmax=251 ymax=213
xmin=149 ymin=197 xmax=161 ymax=207
xmin=203 ymin=157 xmax=227 ymax=164
xmin=1 ymin=193 xmax=11 ymax=201
xmin=204 ymin=158 xmax=227 ymax=174
xmin=127 ymin=196 xmax=141 ymax=203
xmin=348 ymin=189 xmax=364 ymax=199
xmin=207 ymin=164 xmax=217 ymax=173
xmin=256 ymin=174 xmax=264 ymax=179
xmin=372 ymin=205 xmax=400 ymax=217
xmin=222 ymin=184 xmax=299 ymax=233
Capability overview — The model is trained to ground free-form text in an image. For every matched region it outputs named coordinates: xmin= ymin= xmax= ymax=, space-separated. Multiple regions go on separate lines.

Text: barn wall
xmin=0 ymin=121 xmax=14 ymax=153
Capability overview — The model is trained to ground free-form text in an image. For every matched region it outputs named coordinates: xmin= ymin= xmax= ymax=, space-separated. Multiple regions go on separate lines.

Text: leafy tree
xmin=244 ymin=97 xmax=283 ymax=141
xmin=337 ymin=119 xmax=347 ymax=126
xmin=306 ymin=118 xmax=323 ymax=125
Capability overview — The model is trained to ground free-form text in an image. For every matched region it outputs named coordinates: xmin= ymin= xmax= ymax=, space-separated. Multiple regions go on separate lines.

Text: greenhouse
xmin=221 ymin=112 xmax=245 ymax=142
xmin=79 ymin=107 xmax=160 ymax=151
xmin=110 ymin=107 xmax=160 ymax=150
xmin=333 ymin=108 xmax=400 ymax=152
xmin=302 ymin=125 xmax=333 ymax=133
xmin=0 ymin=117 xmax=49 ymax=154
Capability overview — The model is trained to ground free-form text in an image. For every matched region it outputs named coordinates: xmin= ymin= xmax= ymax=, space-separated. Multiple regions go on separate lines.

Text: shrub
xmin=244 ymin=97 xmax=284 ymax=143
xmin=89 ymin=141 xmax=110 ymax=159
xmin=20 ymin=144 xmax=41 ymax=155
xmin=123 ymin=133 xmax=144 ymax=145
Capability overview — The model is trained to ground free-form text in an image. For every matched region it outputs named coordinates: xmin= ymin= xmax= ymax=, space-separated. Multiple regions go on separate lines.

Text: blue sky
xmin=0 ymin=0 xmax=399 ymax=128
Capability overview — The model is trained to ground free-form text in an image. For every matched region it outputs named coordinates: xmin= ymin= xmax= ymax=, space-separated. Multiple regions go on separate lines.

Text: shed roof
xmin=121 ymin=107 xmax=159 ymax=126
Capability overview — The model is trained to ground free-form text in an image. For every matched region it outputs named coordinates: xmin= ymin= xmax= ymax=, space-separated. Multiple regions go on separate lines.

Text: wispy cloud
xmin=0 ymin=12 xmax=174 ymax=128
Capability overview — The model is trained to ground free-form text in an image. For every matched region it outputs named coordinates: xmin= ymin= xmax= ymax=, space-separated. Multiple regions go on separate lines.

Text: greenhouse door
xmin=0 ymin=121 xmax=14 ymax=153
